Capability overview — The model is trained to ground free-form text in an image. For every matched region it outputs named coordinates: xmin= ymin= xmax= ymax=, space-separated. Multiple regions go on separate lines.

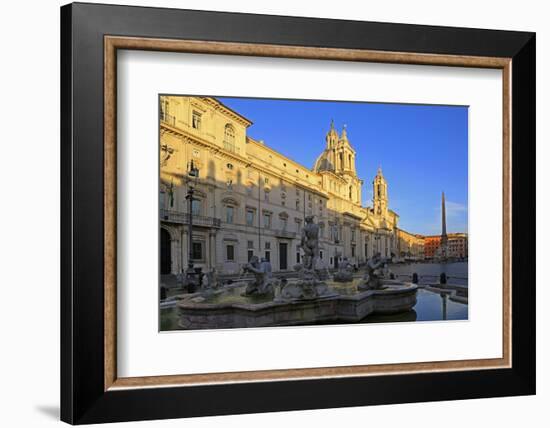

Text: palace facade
xmin=159 ymin=96 xmax=402 ymax=275
xmin=423 ymin=233 xmax=468 ymax=259
xmin=396 ymin=229 xmax=425 ymax=260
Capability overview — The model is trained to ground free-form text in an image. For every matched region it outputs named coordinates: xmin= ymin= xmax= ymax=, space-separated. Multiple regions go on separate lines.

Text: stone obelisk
xmin=440 ymin=191 xmax=448 ymax=259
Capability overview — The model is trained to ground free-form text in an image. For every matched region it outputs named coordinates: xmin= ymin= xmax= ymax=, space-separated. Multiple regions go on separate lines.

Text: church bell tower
xmin=314 ymin=121 xmax=362 ymax=205
xmin=335 ymin=125 xmax=357 ymax=176
xmin=373 ymin=166 xmax=388 ymax=216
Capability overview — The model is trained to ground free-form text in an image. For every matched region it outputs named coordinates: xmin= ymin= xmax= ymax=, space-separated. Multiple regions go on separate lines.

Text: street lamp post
xmin=185 ymin=160 xmax=199 ymax=291
xmin=186 ymin=187 xmax=195 ymax=271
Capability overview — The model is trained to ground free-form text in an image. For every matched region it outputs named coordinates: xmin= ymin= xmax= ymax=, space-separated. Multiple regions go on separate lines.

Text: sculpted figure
xmin=210 ymin=268 xmax=219 ymax=289
xmin=278 ymin=216 xmax=334 ymax=301
xmin=359 ymin=252 xmax=386 ymax=290
xmin=200 ymin=268 xmax=219 ymax=290
xmin=300 ymin=215 xmax=319 ymax=271
xmin=202 ymin=272 xmax=210 ymax=289
xmin=243 ymin=256 xmax=275 ymax=296
xmin=333 ymin=257 xmax=354 ymax=282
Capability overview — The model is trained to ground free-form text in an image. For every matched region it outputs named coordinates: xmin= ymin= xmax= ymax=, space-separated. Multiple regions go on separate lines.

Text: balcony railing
xmin=160 ymin=209 xmax=221 ymax=228
xmin=160 ymin=113 xmax=176 ymax=126
xmin=223 ymin=141 xmax=240 ymax=154
xmin=274 ymin=229 xmax=297 ymax=239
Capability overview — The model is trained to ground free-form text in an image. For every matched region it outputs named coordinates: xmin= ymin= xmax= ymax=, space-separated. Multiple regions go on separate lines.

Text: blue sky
xmin=218 ymin=96 xmax=468 ymax=236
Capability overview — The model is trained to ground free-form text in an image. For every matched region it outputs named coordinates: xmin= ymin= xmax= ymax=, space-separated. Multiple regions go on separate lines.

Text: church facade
xmin=159 ymin=96 xmax=400 ymax=275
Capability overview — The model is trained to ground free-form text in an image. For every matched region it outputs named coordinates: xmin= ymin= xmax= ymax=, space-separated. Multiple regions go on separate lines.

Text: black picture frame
xmin=61 ymin=2 xmax=535 ymax=424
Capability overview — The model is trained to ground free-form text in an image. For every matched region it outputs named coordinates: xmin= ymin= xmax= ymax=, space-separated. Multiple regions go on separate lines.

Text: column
xmin=209 ymin=232 xmax=217 ymax=270
xmin=171 ymin=235 xmax=181 ymax=274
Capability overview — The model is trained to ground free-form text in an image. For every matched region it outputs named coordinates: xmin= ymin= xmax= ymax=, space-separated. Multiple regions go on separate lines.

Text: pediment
xmin=221 ymin=194 xmax=240 ymax=206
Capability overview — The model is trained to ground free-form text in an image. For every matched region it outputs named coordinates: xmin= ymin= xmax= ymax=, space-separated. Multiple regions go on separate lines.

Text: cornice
xmin=201 ymin=97 xmax=253 ymax=127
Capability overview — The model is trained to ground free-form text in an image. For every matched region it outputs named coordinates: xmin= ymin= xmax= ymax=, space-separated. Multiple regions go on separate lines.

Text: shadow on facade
xmin=159 ymin=173 xmax=396 ymax=279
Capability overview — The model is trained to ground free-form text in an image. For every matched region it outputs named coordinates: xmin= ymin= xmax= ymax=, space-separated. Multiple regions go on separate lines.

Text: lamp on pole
xmin=185 ymin=160 xmax=199 ymax=291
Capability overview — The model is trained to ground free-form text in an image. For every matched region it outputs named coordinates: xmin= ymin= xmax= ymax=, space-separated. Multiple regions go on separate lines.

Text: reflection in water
xmin=361 ymin=289 xmax=467 ymax=324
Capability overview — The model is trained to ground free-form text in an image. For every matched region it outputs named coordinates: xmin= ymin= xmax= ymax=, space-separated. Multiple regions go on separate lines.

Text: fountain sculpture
xmin=177 ymin=217 xmax=418 ymax=329
xmin=242 ymin=256 xmax=277 ymax=296
xmin=278 ymin=216 xmax=334 ymax=300
xmin=332 ymin=258 xmax=354 ymax=282
xmin=359 ymin=252 xmax=390 ymax=290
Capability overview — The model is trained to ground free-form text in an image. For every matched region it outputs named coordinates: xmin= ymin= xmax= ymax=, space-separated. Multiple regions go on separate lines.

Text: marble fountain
xmin=177 ymin=217 xmax=417 ymax=330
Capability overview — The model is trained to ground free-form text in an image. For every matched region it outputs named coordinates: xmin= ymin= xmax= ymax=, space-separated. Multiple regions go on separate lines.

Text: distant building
xmin=423 ymin=233 xmax=468 ymax=259
xmin=447 ymin=233 xmax=468 ymax=258
xmin=424 ymin=235 xmax=442 ymax=258
xmin=159 ymin=96 xmax=402 ymax=275
xmin=396 ymin=229 xmax=425 ymax=260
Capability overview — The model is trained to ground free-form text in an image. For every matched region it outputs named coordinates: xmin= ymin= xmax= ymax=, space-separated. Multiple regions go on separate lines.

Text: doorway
xmin=160 ymin=228 xmax=171 ymax=274
xmin=279 ymin=242 xmax=288 ymax=270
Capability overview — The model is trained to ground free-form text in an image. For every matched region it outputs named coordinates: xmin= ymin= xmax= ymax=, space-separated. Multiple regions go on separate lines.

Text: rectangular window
xmin=226 ymin=245 xmax=235 ymax=261
xmin=246 ymin=209 xmax=255 ymax=226
xmin=247 ymin=250 xmax=254 ymax=261
xmin=296 ymin=252 xmax=301 ymax=263
xmin=351 ymin=229 xmax=356 ymax=242
xmin=351 ymin=245 xmax=356 ymax=257
xmin=265 ymin=242 xmax=271 ymax=250
xmin=226 ymin=206 xmax=234 ymax=224
xmin=281 ymin=218 xmax=287 ymax=230
xmin=319 ymin=250 xmax=323 ymax=259
xmin=247 ymin=240 xmax=254 ymax=249
xmin=191 ymin=242 xmax=203 ymax=260
xmin=191 ymin=199 xmax=201 ymax=216
xmin=161 ymin=99 xmax=169 ymax=119
xmin=264 ymin=251 xmax=271 ymax=262
xmin=192 ymin=111 xmax=202 ymax=129
xmin=331 ymin=225 xmax=339 ymax=242
xmin=263 ymin=213 xmax=271 ymax=228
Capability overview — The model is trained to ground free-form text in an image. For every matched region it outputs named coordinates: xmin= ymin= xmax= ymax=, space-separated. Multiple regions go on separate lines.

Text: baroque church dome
xmin=314 ymin=120 xmax=338 ymax=172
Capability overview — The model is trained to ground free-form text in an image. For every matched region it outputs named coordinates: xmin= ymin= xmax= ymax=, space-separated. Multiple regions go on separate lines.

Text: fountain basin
xmin=177 ymin=282 xmax=418 ymax=330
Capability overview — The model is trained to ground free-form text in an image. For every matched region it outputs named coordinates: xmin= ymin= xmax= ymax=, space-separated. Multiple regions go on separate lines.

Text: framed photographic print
xmin=61 ymin=2 xmax=535 ymax=424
